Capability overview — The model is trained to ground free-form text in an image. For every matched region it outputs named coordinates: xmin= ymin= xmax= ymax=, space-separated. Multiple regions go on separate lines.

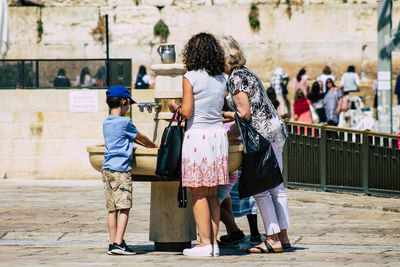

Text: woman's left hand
xmin=167 ymin=100 xmax=178 ymax=113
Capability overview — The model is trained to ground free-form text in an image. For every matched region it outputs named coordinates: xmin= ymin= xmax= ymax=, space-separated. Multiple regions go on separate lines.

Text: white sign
xmin=69 ymin=91 xmax=98 ymax=112
xmin=378 ymin=80 xmax=391 ymax=90
xmin=378 ymin=71 xmax=391 ymax=81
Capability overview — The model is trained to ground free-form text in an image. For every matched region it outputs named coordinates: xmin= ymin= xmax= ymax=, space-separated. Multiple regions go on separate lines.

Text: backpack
xmin=135 ymin=75 xmax=149 ymax=89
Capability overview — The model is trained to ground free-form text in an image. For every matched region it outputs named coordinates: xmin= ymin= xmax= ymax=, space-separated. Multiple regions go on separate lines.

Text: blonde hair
xmin=218 ymin=35 xmax=246 ymax=70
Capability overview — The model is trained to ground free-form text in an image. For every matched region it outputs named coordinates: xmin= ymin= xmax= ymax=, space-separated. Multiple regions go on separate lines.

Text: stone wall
xmin=0 ymin=89 xmax=156 ymax=179
xmin=6 ymin=2 xmax=400 ymax=81
xmin=3 ymin=1 xmax=400 ymax=179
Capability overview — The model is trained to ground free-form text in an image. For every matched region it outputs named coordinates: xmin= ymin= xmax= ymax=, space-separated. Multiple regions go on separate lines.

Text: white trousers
xmin=253 ymin=140 xmax=290 ymax=235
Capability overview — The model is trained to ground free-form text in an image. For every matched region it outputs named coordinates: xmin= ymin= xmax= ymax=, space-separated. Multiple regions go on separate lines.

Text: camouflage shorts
xmin=101 ymin=169 xmax=132 ymax=212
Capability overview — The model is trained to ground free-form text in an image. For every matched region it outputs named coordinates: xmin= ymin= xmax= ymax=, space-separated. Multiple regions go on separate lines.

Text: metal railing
xmin=0 ymin=59 xmax=131 ymax=89
xmin=282 ymin=121 xmax=400 ymax=195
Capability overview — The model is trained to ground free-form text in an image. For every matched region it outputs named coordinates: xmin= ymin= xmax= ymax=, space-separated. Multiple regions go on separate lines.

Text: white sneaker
xmin=183 ymin=244 xmax=213 ymax=257
xmin=213 ymin=245 xmax=220 ymax=257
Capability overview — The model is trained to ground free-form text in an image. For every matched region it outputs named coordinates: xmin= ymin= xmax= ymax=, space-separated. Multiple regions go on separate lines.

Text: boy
xmin=102 ymin=85 xmax=158 ymax=255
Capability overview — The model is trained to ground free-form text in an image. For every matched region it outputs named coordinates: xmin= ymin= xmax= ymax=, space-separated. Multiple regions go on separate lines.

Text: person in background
xmin=324 ymin=78 xmax=342 ymax=126
xmin=75 ymin=66 xmax=95 ymax=88
xmin=394 ymin=74 xmax=400 ymax=105
xmin=318 ymin=80 xmax=323 ymax=93
xmin=340 ymin=65 xmax=360 ymax=93
xmin=267 ymin=87 xmax=281 ymax=116
xmin=337 ymin=86 xmax=350 ymax=128
xmin=308 ymin=81 xmax=326 ymax=122
xmin=219 ymin=178 xmax=262 ymax=246
xmin=94 ymin=66 xmax=106 ymax=87
xmin=218 ymin=96 xmax=261 ymax=247
xmin=373 ymin=78 xmax=378 ymax=119
xmin=317 ymin=66 xmax=335 ymax=93
xmin=53 ymin=68 xmax=71 ymax=88
xmin=134 ymin=65 xmax=154 ymax=89
xmin=292 ymin=67 xmax=309 ymax=96
xmin=293 ymin=89 xmax=312 ymax=123
xmin=217 ymin=98 xmax=243 ymax=246
xmin=271 ymin=67 xmax=290 ymax=118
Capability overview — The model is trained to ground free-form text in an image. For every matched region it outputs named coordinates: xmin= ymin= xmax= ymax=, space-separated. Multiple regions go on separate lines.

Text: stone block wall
xmin=6 ymin=2 xmax=400 ymax=82
xmin=0 ymin=89 xmax=157 ymax=179
xmin=3 ymin=0 xmax=400 ymax=179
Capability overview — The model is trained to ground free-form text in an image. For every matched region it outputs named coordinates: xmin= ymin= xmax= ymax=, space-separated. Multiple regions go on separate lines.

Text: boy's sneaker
xmin=107 ymin=244 xmax=113 ymax=255
xmin=110 ymin=240 xmax=136 ymax=255
xmin=219 ymin=230 xmax=245 ymax=246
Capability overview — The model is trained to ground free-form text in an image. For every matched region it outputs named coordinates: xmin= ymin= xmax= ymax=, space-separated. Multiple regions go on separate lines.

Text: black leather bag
xmin=155 ymin=107 xmax=187 ymax=208
xmin=235 ymin=113 xmax=283 ymax=199
xmin=155 ymin=107 xmax=184 ymax=179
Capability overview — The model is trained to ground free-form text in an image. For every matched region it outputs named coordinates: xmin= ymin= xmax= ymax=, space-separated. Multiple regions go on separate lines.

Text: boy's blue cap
xmin=106 ymin=86 xmax=136 ymax=104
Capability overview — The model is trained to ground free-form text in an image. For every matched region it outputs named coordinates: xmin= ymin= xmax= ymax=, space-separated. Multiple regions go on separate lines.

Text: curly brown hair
xmin=182 ymin=32 xmax=225 ymax=76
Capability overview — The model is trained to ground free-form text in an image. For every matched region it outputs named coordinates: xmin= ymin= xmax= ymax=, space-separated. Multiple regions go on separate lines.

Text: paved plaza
xmin=0 ymin=178 xmax=399 ymax=266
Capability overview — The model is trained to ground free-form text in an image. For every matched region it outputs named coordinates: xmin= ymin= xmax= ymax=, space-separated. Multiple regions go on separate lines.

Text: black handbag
xmin=155 ymin=107 xmax=184 ymax=178
xmin=235 ymin=113 xmax=283 ymax=199
xmin=155 ymin=107 xmax=187 ymax=208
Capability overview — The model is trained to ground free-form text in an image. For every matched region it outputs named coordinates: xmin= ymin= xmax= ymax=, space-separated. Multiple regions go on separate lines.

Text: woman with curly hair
xmin=218 ymin=35 xmax=291 ymax=254
xmin=168 ymin=32 xmax=228 ymax=257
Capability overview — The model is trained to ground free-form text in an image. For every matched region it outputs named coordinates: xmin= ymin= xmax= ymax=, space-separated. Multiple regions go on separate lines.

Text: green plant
xmin=37 ymin=7 xmax=43 ymax=43
xmin=285 ymin=0 xmax=292 ymax=19
xmin=153 ymin=19 xmax=170 ymax=42
xmin=248 ymin=4 xmax=260 ymax=32
xmin=91 ymin=16 xmax=107 ymax=44
xmin=276 ymin=0 xmax=295 ymax=19
xmin=37 ymin=19 xmax=43 ymax=42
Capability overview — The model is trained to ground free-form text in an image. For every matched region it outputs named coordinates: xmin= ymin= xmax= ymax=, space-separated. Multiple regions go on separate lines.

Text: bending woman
xmin=218 ymin=35 xmax=291 ymax=253
xmin=168 ymin=33 xmax=228 ymax=257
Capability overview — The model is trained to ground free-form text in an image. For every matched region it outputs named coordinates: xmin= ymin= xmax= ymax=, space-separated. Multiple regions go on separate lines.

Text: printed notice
xmin=378 ymin=81 xmax=391 ymax=90
xmin=69 ymin=91 xmax=98 ymax=112
xmin=378 ymin=71 xmax=391 ymax=81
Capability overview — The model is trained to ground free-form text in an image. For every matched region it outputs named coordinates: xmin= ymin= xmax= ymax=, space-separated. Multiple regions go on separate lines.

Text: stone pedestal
xmin=149 ymin=182 xmax=196 ymax=251
xmin=148 ymin=63 xmax=196 ymax=252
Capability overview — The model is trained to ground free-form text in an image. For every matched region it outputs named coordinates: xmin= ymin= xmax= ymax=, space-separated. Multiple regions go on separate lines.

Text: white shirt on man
xmin=341 ymin=72 xmax=360 ymax=92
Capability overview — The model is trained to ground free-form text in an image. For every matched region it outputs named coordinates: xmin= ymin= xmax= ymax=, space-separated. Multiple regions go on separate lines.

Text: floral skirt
xmin=181 ymin=127 xmax=229 ymax=188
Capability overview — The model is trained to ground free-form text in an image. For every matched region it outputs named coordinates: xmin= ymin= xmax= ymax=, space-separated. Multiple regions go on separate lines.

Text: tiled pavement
xmin=0 ymin=179 xmax=399 ymax=266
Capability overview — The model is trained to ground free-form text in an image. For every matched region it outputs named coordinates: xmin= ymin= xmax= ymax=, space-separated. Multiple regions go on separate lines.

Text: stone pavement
xmin=0 ymin=179 xmax=399 ymax=266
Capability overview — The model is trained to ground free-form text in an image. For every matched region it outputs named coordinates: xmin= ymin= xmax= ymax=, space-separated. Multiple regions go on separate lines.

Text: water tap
xmin=136 ymin=102 xmax=161 ymax=113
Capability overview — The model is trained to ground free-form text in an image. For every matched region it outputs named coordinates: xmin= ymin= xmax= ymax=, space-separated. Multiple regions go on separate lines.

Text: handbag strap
xmin=178 ymin=181 xmax=187 ymax=208
xmin=234 ymin=112 xmax=271 ymax=154
xmin=162 ymin=107 xmax=184 ymax=147
xmin=167 ymin=106 xmax=183 ymax=128
xmin=234 ymin=112 xmax=261 ymax=139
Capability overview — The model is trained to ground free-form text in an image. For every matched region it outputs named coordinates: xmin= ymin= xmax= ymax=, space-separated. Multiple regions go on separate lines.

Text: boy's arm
xmin=133 ymin=132 xmax=159 ymax=148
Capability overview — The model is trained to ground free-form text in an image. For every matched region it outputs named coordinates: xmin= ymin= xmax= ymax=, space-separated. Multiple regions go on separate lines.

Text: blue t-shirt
xmin=102 ymin=115 xmax=139 ymax=172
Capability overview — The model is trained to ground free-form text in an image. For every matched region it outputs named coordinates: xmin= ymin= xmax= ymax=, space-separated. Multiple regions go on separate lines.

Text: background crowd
xmin=269 ymin=65 xmax=362 ymax=127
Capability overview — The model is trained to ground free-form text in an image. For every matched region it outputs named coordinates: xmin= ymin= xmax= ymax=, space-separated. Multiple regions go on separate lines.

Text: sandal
xmin=246 ymin=241 xmax=283 ymax=254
